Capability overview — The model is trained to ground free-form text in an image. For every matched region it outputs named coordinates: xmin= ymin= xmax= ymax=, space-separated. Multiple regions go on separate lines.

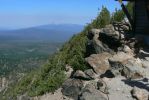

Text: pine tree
xmin=111 ymin=8 xmax=125 ymax=22
xmin=92 ymin=6 xmax=111 ymax=28
xmin=111 ymin=2 xmax=133 ymax=22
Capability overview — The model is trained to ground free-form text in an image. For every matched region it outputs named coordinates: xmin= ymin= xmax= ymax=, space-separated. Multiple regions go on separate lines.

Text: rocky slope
xmin=29 ymin=23 xmax=149 ymax=100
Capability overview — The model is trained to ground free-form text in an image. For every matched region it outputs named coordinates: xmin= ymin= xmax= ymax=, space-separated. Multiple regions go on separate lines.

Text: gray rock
xmin=131 ymin=87 xmax=148 ymax=100
xmin=79 ymin=82 xmax=108 ymax=100
xmin=90 ymin=29 xmax=101 ymax=36
xmin=141 ymin=60 xmax=149 ymax=68
xmin=84 ymin=69 xmax=97 ymax=79
xmin=73 ymin=70 xmax=92 ymax=80
xmin=109 ymin=61 xmax=124 ymax=77
xmin=85 ymin=52 xmax=111 ymax=75
xmin=109 ymin=52 xmax=133 ymax=63
xmin=97 ymin=79 xmax=108 ymax=94
xmin=123 ymin=45 xmax=132 ymax=54
xmin=62 ymin=79 xmax=83 ymax=100
xmin=108 ymin=52 xmax=133 ymax=77
xmin=122 ymin=59 xmax=144 ymax=79
xmin=100 ymin=25 xmax=120 ymax=39
xmin=89 ymin=28 xmax=114 ymax=54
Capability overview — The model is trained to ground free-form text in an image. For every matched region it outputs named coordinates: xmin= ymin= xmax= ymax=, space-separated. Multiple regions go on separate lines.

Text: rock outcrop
xmin=60 ymin=23 xmax=149 ymax=100
xmin=16 ymin=23 xmax=149 ymax=100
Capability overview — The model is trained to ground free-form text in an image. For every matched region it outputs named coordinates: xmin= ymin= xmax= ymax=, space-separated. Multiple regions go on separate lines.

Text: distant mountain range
xmin=0 ymin=24 xmax=84 ymax=42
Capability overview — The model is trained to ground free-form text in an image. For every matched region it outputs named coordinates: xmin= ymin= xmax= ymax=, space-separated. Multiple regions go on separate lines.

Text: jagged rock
xmin=84 ymin=69 xmax=97 ymax=79
xmin=79 ymin=82 xmax=108 ymax=100
xmin=85 ymin=52 xmax=111 ymax=75
xmin=92 ymin=39 xmax=109 ymax=54
xmin=109 ymin=52 xmax=133 ymax=63
xmin=89 ymin=28 xmax=113 ymax=54
xmin=89 ymin=25 xmax=124 ymax=54
xmin=131 ymin=87 xmax=148 ymax=100
xmin=100 ymin=25 xmax=120 ymax=39
xmin=108 ymin=52 xmax=133 ymax=76
xmin=90 ymin=29 xmax=101 ymax=37
xmin=122 ymin=59 xmax=144 ymax=79
xmin=73 ymin=70 xmax=92 ymax=80
xmin=62 ymin=79 xmax=83 ymax=100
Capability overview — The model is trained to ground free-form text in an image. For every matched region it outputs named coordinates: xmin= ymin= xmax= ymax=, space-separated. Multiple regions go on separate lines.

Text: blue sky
xmin=0 ymin=0 xmax=121 ymax=29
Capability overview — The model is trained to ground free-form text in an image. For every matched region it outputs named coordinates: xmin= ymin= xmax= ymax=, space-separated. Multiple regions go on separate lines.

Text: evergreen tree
xmin=111 ymin=2 xmax=133 ymax=22
xmin=92 ymin=6 xmax=111 ymax=28
xmin=111 ymin=8 xmax=125 ymax=22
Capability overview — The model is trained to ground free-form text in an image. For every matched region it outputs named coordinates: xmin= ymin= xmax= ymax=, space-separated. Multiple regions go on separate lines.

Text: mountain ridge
xmin=0 ymin=24 xmax=84 ymax=42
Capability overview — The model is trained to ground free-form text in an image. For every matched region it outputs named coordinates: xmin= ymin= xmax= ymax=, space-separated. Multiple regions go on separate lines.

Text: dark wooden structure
xmin=116 ymin=0 xmax=149 ymax=35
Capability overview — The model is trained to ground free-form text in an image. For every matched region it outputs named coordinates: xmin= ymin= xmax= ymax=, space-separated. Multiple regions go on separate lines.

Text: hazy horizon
xmin=0 ymin=23 xmax=84 ymax=30
xmin=0 ymin=0 xmax=121 ymax=29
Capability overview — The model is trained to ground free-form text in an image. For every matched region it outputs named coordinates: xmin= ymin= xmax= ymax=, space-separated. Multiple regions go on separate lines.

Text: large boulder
xmin=109 ymin=52 xmax=133 ymax=63
xmin=85 ymin=52 xmax=112 ymax=75
xmin=108 ymin=52 xmax=133 ymax=76
xmin=122 ymin=59 xmax=144 ymax=79
xmin=61 ymin=79 xmax=83 ymax=100
xmin=100 ymin=25 xmax=121 ymax=39
xmin=89 ymin=29 xmax=114 ymax=54
xmin=79 ymin=81 xmax=108 ymax=100
xmin=109 ymin=52 xmax=144 ymax=79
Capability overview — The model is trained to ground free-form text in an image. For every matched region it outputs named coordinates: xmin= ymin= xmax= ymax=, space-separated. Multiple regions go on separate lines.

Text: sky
xmin=0 ymin=0 xmax=121 ymax=29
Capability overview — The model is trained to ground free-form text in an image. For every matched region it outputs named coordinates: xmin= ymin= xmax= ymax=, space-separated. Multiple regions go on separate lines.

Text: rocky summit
xmin=62 ymin=24 xmax=149 ymax=100
xmin=15 ymin=22 xmax=149 ymax=100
